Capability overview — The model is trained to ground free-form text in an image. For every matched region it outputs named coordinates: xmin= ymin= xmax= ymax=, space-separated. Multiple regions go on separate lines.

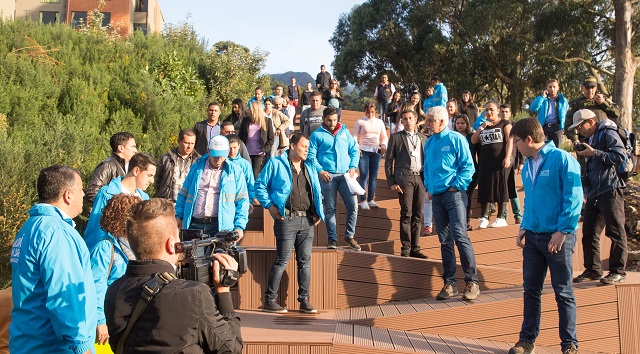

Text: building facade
xmin=8 ymin=0 xmax=163 ymax=36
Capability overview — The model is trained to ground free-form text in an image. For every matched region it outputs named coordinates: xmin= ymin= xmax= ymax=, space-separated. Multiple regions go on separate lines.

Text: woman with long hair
xmin=353 ymin=102 xmax=388 ymax=210
xmin=454 ymin=114 xmax=479 ymax=230
xmin=323 ymin=79 xmax=344 ymax=121
xmin=240 ymin=101 xmax=275 ymax=179
xmin=471 ymin=100 xmax=513 ymax=229
xmin=459 ymin=90 xmax=479 ymax=127
xmin=90 ymin=194 xmax=142 ymax=346
xmin=265 ymin=97 xmax=290 ymax=158
xmin=386 ymin=91 xmax=404 ymax=133
xmin=402 ymin=92 xmax=427 ymax=134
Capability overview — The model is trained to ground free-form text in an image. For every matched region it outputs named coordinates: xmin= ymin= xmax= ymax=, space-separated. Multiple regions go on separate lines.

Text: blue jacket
xmin=521 ymin=142 xmax=583 ymax=234
xmin=90 ymin=234 xmax=129 ymax=326
xmin=423 ymin=96 xmax=437 ymax=113
xmin=432 ymin=83 xmax=448 ymax=107
xmin=247 ymin=96 xmax=265 ymax=108
xmin=423 ymin=127 xmax=475 ymax=195
xmin=472 ymin=111 xmax=486 ymax=131
xmin=530 ymin=93 xmax=569 ymax=129
xmin=229 ymin=154 xmax=255 ymax=201
xmin=10 ymin=204 xmax=97 ymax=354
xmin=255 ymin=150 xmax=325 ymax=220
xmin=308 ymin=123 xmax=360 ymax=174
xmin=585 ymin=119 xmax=627 ymax=199
xmin=84 ymin=176 xmax=150 ymax=250
xmin=175 ymin=155 xmax=249 ymax=230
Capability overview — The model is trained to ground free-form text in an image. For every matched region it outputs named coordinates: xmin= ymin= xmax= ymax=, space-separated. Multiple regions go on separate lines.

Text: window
xmin=71 ymin=11 xmax=87 ymax=28
xmin=135 ymin=0 xmax=148 ymax=12
xmin=40 ymin=11 xmax=59 ymax=24
xmin=100 ymin=12 xmax=111 ymax=27
xmin=40 ymin=0 xmax=61 ymax=3
xmin=133 ymin=23 xmax=147 ymax=35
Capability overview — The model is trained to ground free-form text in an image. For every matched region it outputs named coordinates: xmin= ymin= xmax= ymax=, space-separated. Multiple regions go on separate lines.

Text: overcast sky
xmin=159 ymin=0 xmax=364 ymax=76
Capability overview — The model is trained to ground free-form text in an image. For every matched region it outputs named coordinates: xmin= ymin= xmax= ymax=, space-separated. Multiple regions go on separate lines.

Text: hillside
xmin=270 ymin=71 xmax=315 ymax=86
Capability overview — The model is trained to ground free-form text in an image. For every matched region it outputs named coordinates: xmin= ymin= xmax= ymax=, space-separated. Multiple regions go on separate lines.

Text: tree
xmin=614 ymin=0 xmax=640 ymax=131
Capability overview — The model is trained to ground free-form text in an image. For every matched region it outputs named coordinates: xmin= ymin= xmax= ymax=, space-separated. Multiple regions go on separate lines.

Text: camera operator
xmin=568 ymin=109 xmax=628 ymax=285
xmin=105 ymin=198 xmax=243 ymax=353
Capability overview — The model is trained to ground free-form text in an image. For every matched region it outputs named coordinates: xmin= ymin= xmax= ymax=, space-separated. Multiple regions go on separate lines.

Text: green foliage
xmin=0 ymin=19 xmax=268 ymax=288
xmin=331 ymin=0 xmax=619 ymax=114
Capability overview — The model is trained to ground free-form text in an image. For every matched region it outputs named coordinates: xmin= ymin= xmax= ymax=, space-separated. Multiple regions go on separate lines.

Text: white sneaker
xmin=368 ymin=201 xmax=379 ymax=208
xmin=360 ymin=201 xmax=370 ymax=210
xmin=478 ymin=217 xmax=489 ymax=229
xmin=489 ymin=218 xmax=508 ymax=228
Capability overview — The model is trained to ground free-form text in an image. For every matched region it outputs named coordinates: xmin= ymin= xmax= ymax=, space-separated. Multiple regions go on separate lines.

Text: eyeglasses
xmin=513 ymin=138 xmax=522 ymax=144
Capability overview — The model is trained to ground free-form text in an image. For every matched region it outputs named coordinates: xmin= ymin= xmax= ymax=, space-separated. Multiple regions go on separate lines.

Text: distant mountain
xmin=270 ymin=71 xmax=315 ymax=86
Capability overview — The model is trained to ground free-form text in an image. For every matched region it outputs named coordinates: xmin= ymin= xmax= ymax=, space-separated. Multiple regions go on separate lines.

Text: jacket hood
xmin=597 ymin=118 xmax=618 ymax=131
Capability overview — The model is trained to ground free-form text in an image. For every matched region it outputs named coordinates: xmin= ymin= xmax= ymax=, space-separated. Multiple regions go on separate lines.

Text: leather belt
xmin=286 ymin=210 xmax=308 ymax=217
xmin=544 ymin=123 xmax=559 ymax=128
xmin=191 ymin=217 xmax=218 ymax=224
xmin=409 ymin=171 xmax=422 ymax=175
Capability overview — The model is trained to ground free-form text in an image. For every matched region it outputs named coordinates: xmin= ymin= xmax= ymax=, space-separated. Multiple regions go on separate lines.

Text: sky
xmin=159 ymin=0 xmax=365 ymax=77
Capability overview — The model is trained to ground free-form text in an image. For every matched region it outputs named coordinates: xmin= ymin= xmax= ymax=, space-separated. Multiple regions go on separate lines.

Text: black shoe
xmin=299 ymin=298 xmax=318 ymax=314
xmin=515 ymin=217 xmax=522 ymax=224
xmin=573 ymin=269 xmax=602 ymax=283
xmin=327 ymin=240 xmax=338 ymax=249
xmin=263 ymin=300 xmax=288 ymax=313
xmin=409 ymin=250 xmax=428 ymax=259
xmin=436 ymin=284 xmax=458 ymax=300
xmin=344 ymin=237 xmax=361 ymax=251
xmin=600 ymin=272 xmax=626 ymax=285
xmin=400 ymin=250 xmax=410 ymax=257
xmin=467 ymin=222 xmax=473 ymax=231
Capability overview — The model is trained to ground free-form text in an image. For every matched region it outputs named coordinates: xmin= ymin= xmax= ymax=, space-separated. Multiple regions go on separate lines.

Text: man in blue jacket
xmin=569 ymin=109 xmax=628 ymax=285
xmin=10 ymin=165 xmax=96 ymax=354
xmin=84 ymin=152 xmax=156 ymax=250
xmin=431 ymin=76 xmax=448 ymax=107
xmin=529 ymin=79 xmax=569 ymax=148
xmin=423 ymin=106 xmax=479 ymax=301
xmin=256 ymin=132 xmax=325 ymax=314
xmin=175 ymin=135 xmax=249 ymax=239
xmin=509 ymin=118 xmax=582 ymax=354
xmin=308 ymin=107 xmax=361 ymax=251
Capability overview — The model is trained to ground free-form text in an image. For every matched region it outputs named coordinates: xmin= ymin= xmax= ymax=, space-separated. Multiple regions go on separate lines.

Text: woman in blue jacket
xmin=90 ymin=194 xmax=142 ymax=347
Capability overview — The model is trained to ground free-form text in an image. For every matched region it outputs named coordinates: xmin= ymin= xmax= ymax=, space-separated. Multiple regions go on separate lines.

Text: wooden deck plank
xmin=334 ymin=322 xmax=353 ymax=344
xmin=370 ymin=326 xmax=395 ymax=349
xmin=456 ymin=336 xmax=491 ymax=353
xmin=439 ymin=334 xmax=473 ymax=353
xmin=405 ymin=330 xmax=436 ymax=353
xmin=353 ymin=324 xmax=374 ymax=347
xmin=364 ymin=304 xmax=384 ymax=319
xmin=421 ymin=333 xmax=455 ymax=354
xmin=472 ymin=338 xmax=509 ymax=354
xmin=388 ymin=328 xmax=414 ymax=352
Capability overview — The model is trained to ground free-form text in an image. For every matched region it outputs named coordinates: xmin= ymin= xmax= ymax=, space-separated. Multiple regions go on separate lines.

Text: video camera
xmin=176 ymin=229 xmax=248 ymax=287
xmin=400 ymin=82 xmax=420 ymax=101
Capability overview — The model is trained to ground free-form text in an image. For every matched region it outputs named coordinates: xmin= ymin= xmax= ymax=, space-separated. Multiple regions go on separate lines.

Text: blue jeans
xmin=321 ymin=173 xmax=358 ymax=242
xmin=377 ymin=101 xmax=390 ymax=125
xmin=520 ymin=231 xmax=578 ymax=349
xmin=358 ymin=151 xmax=381 ymax=202
xmin=265 ymin=216 xmax=315 ymax=301
xmin=189 ymin=219 xmax=219 ymax=236
xmin=432 ymin=190 xmax=478 ymax=284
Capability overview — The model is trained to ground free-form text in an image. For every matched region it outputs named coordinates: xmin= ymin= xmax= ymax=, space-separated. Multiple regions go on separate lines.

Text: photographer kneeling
xmin=105 ymin=198 xmax=243 ymax=353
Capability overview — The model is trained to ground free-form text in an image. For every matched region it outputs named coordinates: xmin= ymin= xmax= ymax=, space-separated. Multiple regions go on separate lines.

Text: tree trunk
xmin=613 ymin=0 xmax=639 ymax=131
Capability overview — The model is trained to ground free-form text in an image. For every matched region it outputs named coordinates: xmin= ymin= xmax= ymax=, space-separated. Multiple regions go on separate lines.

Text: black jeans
xmin=543 ymin=125 xmax=563 ymax=148
xmin=397 ymin=175 xmax=424 ymax=253
xmin=581 ymin=188 xmax=627 ymax=275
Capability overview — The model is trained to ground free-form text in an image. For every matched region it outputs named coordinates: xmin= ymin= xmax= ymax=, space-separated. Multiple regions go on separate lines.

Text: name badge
xmin=411 ymin=150 xmax=419 ymax=157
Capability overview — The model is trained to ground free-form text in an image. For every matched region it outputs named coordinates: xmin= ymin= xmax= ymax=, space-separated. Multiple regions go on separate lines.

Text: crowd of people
xmin=7 ymin=62 xmax=630 ymax=354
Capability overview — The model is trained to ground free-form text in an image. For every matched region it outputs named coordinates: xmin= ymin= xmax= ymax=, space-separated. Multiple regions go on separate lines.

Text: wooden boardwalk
xmin=235 ymin=110 xmax=640 ymax=354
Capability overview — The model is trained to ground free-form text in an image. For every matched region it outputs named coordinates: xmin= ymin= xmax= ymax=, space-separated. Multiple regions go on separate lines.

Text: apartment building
xmin=8 ymin=0 xmax=164 ymax=36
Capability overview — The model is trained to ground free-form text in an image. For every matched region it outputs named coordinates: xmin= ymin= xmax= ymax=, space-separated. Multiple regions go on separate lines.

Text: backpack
xmin=596 ymin=126 xmax=637 ymax=181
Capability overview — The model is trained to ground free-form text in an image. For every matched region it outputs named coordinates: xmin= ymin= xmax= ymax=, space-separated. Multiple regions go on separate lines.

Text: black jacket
xmin=105 ymin=259 xmax=243 ymax=354
xmin=155 ymin=147 xmax=201 ymax=201
xmin=584 ymin=119 xmax=627 ymax=199
xmin=385 ymin=130 xmax=428 ymax=187
xmin=85 ymin=154 xmax=126 ymax=203
xmin=238 ymin=116 xmax=274 ymax=156
xmin=194 ymin=120 xmax=220 ymax=156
